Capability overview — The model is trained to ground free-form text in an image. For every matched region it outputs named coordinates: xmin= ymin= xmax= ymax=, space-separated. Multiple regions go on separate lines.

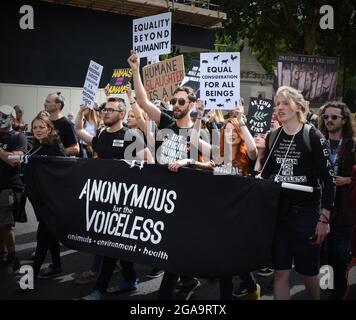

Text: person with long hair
xmin=169 ymin=108 xmax=260 ymax=300
xmin=261 ymin=86 xmax=335 ymax=300
xmin=317 ymin=101 xmax=356 ymax=299
xmin=27 ymin=114 xmax=66 ymax=278
xmin=79 ymin=106 xmax=99 ymax=158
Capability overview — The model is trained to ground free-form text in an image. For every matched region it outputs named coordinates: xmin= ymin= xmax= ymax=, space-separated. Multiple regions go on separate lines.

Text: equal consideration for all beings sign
xmin=133 ymin=12 xmax=172 ymax=59
xmin=24 ymin=157 xmax=280 ymax=277
xmin=200 ymin=52 xmax=240 ymax=110
xmin=143 ymin=55 xmax=185 ymax=101
xmin=80 ymin=60 xmax=103 ymax=109
xmin=246 ymin=98 xmax=274 ymax=134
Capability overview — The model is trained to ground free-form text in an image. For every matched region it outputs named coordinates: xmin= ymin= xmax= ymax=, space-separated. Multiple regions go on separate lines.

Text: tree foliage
xmin=213 ymin=0 xmax=356 ymax=108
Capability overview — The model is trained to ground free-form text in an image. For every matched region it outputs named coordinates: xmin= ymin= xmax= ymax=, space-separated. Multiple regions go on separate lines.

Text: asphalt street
xmin=1 ymin=200 xmax=355 ymax=301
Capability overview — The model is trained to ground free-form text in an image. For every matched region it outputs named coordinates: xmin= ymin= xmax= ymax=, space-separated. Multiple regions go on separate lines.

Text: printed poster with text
xmin=133 ymin=12 xmax=172 ymax=59
xmin=200 ymin=52 xmax=240 ymax=110
xmin=180 ymin=59 xmax=200 ymax=98
xmin=277 ymin=54 xmax=338 ymax=103
xmin=246 ymin=98 xmax=274 ymax=134
xmin=107 ymin=68 xmax=133 ymax=95
xmin=143 ymin=55 xmax=185 ymax=101
xmin=80 ymin=60 xmax=103 ymax=109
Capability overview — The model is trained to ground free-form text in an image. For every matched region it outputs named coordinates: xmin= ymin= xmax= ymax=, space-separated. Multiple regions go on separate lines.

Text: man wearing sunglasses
xmin=128 ymin=50 xmax=206 ymax=299
xmin=75 ymin=97 xmax=151 ymax=300
xmin=318 ymin=101 xmax=356 ymax=300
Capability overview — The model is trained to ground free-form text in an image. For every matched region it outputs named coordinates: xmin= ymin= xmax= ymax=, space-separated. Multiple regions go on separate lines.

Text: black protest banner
xmin=181 ymin=59 xmax=200 ymax=98
xmin=247 ymin=98 xmax=274 ymax=133
xmin=277 ymin=54 xmax=338 ymax=103
xmin=107 ymin=68 xmax=132 ymax=95
xmin=24 ymin=157 xmax=280 ymax=277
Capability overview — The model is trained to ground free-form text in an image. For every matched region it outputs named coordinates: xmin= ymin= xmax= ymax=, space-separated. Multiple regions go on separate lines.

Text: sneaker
xmin=232 ymin=283 xmax=248 ymax=298
xmin=256 ymin=268 xmax=274 ymax=277
xmin=146 ymin=268 xmax=164 ymax=279
xmin=37 ymin=264 xmax=62 ymax=278
xmin=75 ymin=271 xmax=98 ymax=285
xmin=106 ymin=279 xmax=139 ymax=294
xmin=247 ymin=283 xmax=261 ymax=300
xmin=81 ymin=290 xmax=103 ymax=300
xmin=176 ymin=279 xmax=201 ymax=300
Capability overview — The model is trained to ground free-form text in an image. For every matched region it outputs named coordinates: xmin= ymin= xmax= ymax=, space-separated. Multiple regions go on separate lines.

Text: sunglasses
xmin=170 ymin=98 xmax=188 ymax=106
xmin=322 ymin=114 xmax=344 ymax=121
xmin=102 ymin=108 xmax=124 ymax=114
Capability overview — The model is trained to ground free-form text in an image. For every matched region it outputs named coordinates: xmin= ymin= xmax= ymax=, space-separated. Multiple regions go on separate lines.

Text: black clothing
xmin=262 ymin=125 xmax=335 ymax=211
xmin=52 ymin=117 xmax=77 ymax=149
xmin=0 ymin=130 xmax=27 ymax=191
xmin=92 ymin=127 xmax=144 ymax=160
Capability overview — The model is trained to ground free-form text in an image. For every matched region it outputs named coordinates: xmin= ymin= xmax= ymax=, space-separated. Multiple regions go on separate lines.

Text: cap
xmin=0 ymin=105 xmax=16 ymax=117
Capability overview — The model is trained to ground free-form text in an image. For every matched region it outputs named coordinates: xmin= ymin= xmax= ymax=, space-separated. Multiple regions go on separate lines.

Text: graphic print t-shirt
xmin=156 ymin=112 xmax=192 ymax=165
xmin=262 ymin=125 xmax=335 ymax=210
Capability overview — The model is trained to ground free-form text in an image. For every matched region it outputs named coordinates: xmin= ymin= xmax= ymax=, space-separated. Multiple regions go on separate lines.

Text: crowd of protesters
xmin=0 ymin=50 xmax=356 ymax=300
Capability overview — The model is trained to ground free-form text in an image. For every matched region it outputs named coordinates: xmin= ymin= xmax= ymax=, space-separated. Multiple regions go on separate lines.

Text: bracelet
xmin=196 ymin=117 xmax=202 ymax=120
xmin=130 ymin=101 xmax=136 ymax=105
xmin=238 ymin=120 xmax=246 ymax=127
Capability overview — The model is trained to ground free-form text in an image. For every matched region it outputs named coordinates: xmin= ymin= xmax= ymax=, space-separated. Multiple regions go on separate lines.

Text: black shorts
xmin=273 ymin=206 xmax=320 ymax=276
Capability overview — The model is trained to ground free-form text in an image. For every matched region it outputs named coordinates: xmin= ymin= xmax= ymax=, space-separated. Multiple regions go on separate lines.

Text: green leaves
xmin=253 ymin=111 xmax=268 ymax=121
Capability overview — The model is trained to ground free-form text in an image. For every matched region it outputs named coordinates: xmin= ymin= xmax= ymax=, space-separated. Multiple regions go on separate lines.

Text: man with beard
xmin=128 ymin=50 xmax=206 ymax=300
xmin=44 ymin=92 xmax=79 ymax=156
xmin=318 ymin=101 xmax=356 ymax=299
xmin=75 ymin=97 xmax=151 ymax=300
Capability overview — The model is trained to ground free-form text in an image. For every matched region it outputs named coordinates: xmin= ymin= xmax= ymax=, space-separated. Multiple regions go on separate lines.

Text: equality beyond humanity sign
xmin=143 ymin=55 xmax=185 ymax=101
xmin=80 ymin=60 xmax=103 ymax=109
xmin=25 ymin=157 xmax=280 ymax=277
xmin=133 ymin=12 xmax=172 ymax=59
xmin=200 ymin=52 xmax=240 ymax=110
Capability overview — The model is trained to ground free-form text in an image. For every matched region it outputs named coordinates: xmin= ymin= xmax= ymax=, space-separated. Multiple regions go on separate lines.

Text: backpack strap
xmin=268 ymin=127 xmax=282 ymax=150
xmin=303 ymin=123 xmax=312 ymax=153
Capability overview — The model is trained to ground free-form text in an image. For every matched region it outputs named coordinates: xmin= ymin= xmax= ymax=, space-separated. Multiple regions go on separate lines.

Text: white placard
xmin=133 ymin=12 xmax=172 ymax=59
xmin=80 ymin=60 xmax=103 ymax=109
xmin=200 ymin=52 xmax=240 ymax=110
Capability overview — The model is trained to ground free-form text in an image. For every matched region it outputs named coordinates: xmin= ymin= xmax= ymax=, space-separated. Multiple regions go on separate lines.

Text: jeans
xmin=327 ymin=223 xmax=353 ymax=297
xmin=91 ymin=255 xmax=103 ymax=273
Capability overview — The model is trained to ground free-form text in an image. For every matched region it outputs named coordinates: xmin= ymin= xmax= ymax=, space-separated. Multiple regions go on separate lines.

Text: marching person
xmin=44 ymin=92 xmax=79 ymax=156
xmin=261 ymin=86 xmax=336 ymax=300
xmin=27 ymin=114 xmax=66 ymax=278
xmin=128 ymin=49 xmax=210 ymax=300
xmin=75 ymin=97 xmax=152 ymax=300
xmin=0 ymin=105 xmax=27 ymax=272
xmin=318 ymin=101 xmax=356 ymax=299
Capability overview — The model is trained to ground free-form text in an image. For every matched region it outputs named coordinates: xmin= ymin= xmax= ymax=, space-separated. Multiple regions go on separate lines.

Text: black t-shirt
xmin=92 ymin=127 xmax=144 ymax=160
xmin=31 ymin=139 xmax=66 ymax=157
xmin=262 ymin=125 xmax=335 ymax=210
xmin=52 ymin=117 xmax=77 ymax=149
xmin=0 ymin=130 xmax=27 ymax=190
xmin=156 ymin=112 xmax=193 ymax=165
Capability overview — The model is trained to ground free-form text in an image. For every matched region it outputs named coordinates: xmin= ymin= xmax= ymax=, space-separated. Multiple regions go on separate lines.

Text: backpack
xmin=268 ymin=123 xmax=312 ymax=152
